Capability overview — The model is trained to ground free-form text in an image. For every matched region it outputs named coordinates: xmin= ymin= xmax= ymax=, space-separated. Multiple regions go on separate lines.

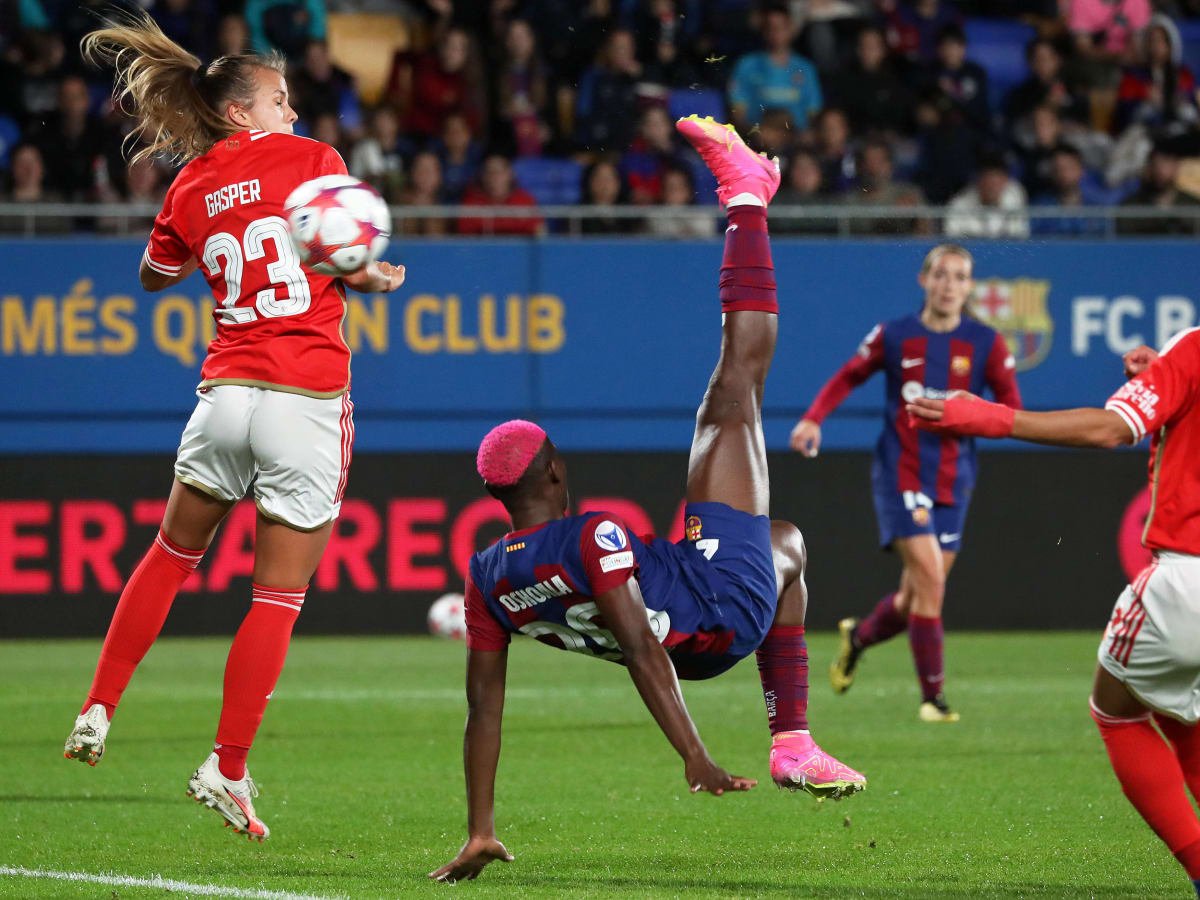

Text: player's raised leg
xmin=760 ymin=522 xmax=865 ymax=799
xmin=675 ymin=115 xmax=779 ymax=516
xmin=65 ymin=480 xmax=230 ymax=765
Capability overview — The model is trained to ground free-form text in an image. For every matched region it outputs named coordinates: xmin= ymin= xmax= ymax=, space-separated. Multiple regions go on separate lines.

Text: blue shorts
xmin=667 ymin=501 xmax=777 ymax=681
xmin=873 ymin=489 xmax=968 ymax=552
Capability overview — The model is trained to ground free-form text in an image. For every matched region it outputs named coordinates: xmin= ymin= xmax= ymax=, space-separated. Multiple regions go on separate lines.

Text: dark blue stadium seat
xmin=1179 ymin=20 xmax=1200 ymax=79
xmin=965 ymin=18 xmax=1037 ymax=112
xmin=0 ymin=115 xmax=19 ymax=168
xmin=669 ymin=87 xmax=725 ymax=124
xmin=512 ymin=157 xmax=584 ymax=205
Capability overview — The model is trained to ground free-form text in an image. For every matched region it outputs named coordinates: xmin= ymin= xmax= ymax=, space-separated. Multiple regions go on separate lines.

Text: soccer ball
xmin=427 ymin=592 xmax=466 ymax=641
xmin=284 ymin=175 xmax=391 ymax=276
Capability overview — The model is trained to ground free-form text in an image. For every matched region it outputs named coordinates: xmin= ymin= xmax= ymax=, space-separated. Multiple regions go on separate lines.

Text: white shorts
xmin=1098 ymin=552 xmax=1200 ymax=724
xmin=174 ymin=385 xmax=354 ymax=531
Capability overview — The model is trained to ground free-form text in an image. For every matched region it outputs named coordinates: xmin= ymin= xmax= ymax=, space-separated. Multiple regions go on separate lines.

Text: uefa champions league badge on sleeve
xmin=594 ymin=521 xmax=628 ymax=552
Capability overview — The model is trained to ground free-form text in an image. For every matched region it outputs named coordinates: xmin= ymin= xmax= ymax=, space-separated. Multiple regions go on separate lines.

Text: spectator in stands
xmin=149 ymin=0 xmax=217 ymax=63
xmin=29 ymin=75 xmax=118 ymax=202
xmin=844 ymin=137 xmax=928 ymax=235
xmin=1115 ymin=14 xmax=1198 ymax=134
xmin=926 ymin=24 xmax=991 ymax=137
xmin=1067 ymin=0 xmax=1151 ymax=87
xmin=1031 ymin=144 xmax=1108 ymax=236
xmin=1004 ymin=37 xmax=1089 ymax=135
xmin=351 ymin=107 xmax=407 ymax=203
xmin=457 ymin=153 xmax=543 ymax=236
xmin=388 ymin=26 xmax=485 ymax=142
xmin=945 ymin=153 xmax=1031 ymax=238
xmin=812 ymin=106 xmax=855 ymax=194
xmin=308 ymin=112 xmax=349 ymax=161
xmin=1016 ymin=104 xmax=1069 ymax=198
xmin=493 ymin=18 xmax=550 ymax=158
xmin=580 ymin=157 xmax=638 ymax=234
xmin=644 ymin=163 xmax=717 ymax=238
xmin=913 ymin=88 xmax=979 ymax=204
xmin=621 ymin=105 xmax=689 ymax=204
xmin=832 ymin=24 xmax=914 ymax=137
xmin=1116 ymin=143 xmax=1200 ymax=234
xmin=753 ymin=107 xmax=800 ymax=159
xmin=521 ymin=0 xmax=614 ymax=88
xmin=634 ymin=0 xmax=703 ymax=90
xmin=792 ymin=0 xmax=866 ymax=75
xmin=244 ymin=0 xmax=326 ymax=59
xmin=215 ymin=14 xmax=251 ymax=57
xmin=885 ymin=0 xmax=962 ymax=66
xmin=575 ymin=28 xmax=643 ymax=153
xmin=399 ymin=151 xmax=449 ymax=237
xmin=0 ymin=143 xmax=70 ymax=234
xmin=290 ymin=40 xmax=362 ymax=137
xmin=434 ymin=111 xmax=483 ymax=203
xmin=14 ymin=31 xmax=67 ymax=126
xmin=98 ymin=155 xmax=168 ymax=233
xmin=772 ymin=146 xmax=837 ymax=234
xmin=727 ymin=4 xmax=823 ymax=131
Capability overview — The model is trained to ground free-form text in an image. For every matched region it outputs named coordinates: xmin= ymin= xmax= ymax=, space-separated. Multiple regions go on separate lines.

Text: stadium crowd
xmin=2 ymin=0 xmax=1199 ymax=236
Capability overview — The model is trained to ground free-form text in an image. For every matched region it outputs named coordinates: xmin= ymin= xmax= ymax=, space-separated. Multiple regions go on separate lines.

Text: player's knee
xmin=770 ymin=520 xmax=806 ymax=582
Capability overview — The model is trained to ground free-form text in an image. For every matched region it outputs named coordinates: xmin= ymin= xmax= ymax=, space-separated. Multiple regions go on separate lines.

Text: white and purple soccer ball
xmin=427 ymin=592 xmax=467 ymax=641
xmin=284 ymin=175 xmax=391 ymax=276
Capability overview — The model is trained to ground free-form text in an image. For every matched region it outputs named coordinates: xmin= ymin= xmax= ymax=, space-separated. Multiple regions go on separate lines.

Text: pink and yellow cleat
xmin=769 ymin=730 xmax=866 ymax=800
xmin=675 ymin=115 xmax=780 ymax=207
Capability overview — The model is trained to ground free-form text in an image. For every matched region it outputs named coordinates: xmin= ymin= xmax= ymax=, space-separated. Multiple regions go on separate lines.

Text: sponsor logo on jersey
xmin=594 ymin=520 xmax=628 ymax=552
xmin=685 ymin=515 xmax=703 ymax=542
xmin=951 ymin=355 xmax=971 ymax=376
xmin=971 ymin=278 xmax=1054 ymax=372
xmin=497 ymin=575 xmax=572 ymax=613
xmin=902 ymin=381 xmax=953 ymax=404
xmin=912 ymin=507 xmax=931 ymax=526
xmin=1111 ymin=380 xmax=1161 ymax=422
xmin=598 ymin=551 xmax=634 ymax=573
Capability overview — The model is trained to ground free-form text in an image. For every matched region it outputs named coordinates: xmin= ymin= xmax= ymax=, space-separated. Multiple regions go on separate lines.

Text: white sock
xmin=725 ymin=192 xmax=765 ymax=208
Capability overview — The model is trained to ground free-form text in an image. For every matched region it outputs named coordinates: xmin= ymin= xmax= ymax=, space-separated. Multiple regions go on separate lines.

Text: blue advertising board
xmin=1 ymin=238 xmax=1195 ymax=452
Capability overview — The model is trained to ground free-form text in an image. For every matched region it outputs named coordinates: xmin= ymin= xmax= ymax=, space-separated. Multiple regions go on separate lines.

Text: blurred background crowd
xmin=2 ymin=0 xmax=1199 ymax=236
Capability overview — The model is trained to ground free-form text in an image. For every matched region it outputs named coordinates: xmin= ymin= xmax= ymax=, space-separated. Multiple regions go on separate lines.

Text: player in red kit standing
xmin=789 ymin=246 xmax=1022 ymax=722
xmin=61 ymin=13 xmax=405 ymax=840
xmin=908 ymin=331 xmax=1200 ymax=899
xmin=430 ymin=116 xmax=865 ymax=884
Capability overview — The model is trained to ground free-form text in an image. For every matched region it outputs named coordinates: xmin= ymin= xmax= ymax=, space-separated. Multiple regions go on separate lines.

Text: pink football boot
xmin=769 ymin=731 xmax=866 ymax=800
xmin=674 ymin=115 xmax=781 ymax=207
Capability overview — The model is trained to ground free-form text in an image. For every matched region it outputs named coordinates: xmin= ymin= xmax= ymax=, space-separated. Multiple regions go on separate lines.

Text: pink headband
xmin=476 ymin=420 xmax=548 ymax=486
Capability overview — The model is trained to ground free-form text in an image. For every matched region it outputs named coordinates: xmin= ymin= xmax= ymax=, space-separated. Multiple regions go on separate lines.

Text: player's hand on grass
xmin=1122 ymin=345 xmax=1158 ymax=378
xmin=429 ymin=835 xmax=514 ymax=883
xmin=685 ymin=755 xmax=757 ymax=795
xmin=789 ymin=419 xmax=821 ymax=458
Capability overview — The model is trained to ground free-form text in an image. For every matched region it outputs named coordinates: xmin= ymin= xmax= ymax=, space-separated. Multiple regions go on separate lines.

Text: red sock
xmin=755 ymin=625 xmax=808 ymax=734
xmin=215 ymin=584 xmax=306 ymax=780
xmin=1092 ymin=701 xmax=1200 ymax=878
xmin=1156 ymin=714 xmax=1200 ymax=802
xmin=908 ymin=614 xmax=945 ymax=703
xmin=83 ymin=530 xmax=205 ymax=717
xmin=855 ymin=593 xmax=908 ymax=649
xmin=720 ymin=205 xmax=777 ymax=314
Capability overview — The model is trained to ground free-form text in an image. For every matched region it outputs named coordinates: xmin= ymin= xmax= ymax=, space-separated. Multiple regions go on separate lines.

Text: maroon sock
xmin=755 ymin=624 xmax=808 ymax=734
xmin=720 ymin=205 xmax=777 ymax=314
xmin=908 ymin=614 xmax=945 ymax=702
xmin=855 ymin=593 xmax=907 ymax=648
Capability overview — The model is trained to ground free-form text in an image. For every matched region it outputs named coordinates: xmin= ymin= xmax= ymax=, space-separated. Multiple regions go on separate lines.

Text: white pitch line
xmin=0 ymin=865 xmax=340 ymax=900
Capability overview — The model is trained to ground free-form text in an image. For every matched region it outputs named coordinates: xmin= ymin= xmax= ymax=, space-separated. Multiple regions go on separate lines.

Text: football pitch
xmin=0 ymin=632 xmax=1190 ymax=899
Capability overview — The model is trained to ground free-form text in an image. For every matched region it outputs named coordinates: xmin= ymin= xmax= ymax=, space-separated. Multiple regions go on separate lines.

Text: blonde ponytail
xmin=82 ymin=11 xmax=285 ymax=164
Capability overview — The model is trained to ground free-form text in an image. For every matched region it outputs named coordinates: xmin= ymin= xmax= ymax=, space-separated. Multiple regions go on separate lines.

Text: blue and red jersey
xmin=804 ymin=313 xmax=1022 ymax=505
xmin=464 ymin=512 xmax=747 ymax=664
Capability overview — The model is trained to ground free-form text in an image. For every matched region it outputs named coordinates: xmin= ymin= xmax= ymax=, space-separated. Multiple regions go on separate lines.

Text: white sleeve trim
xmin=142 ymin=249 xmax=183 ymax=275
xmin=1105 ymin=399 xmax=1145 ymax=442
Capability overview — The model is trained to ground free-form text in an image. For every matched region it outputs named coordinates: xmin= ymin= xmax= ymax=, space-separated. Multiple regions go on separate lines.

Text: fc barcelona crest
xmin=971 ymin=278 xmax=1054 ymax=372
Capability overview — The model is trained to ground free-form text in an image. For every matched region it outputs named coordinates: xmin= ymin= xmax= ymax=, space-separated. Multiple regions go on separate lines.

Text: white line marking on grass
xmin=0 ymin=865 xmax=341 ymax=900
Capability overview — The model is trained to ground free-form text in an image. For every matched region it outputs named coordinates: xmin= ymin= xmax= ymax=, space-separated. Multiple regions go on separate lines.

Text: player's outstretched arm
xmin=907 ymin=393 xmax=1135 ymax=449
xmin=429 ymin=647 xmax=514 ymax=883
xmin=595 ymin=579 xmax=756 ymax=796
xmin=139 ymin=256 xmax=198 ymax=292
xmin=343 ymin=260 xmax=406 ymax=294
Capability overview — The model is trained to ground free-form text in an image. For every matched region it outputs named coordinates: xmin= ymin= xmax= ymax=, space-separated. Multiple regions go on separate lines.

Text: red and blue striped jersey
xmin=804 ymin=313 xmax=1022 ymax=504
xmin=464 ymin=512 xmax=737 ymax=662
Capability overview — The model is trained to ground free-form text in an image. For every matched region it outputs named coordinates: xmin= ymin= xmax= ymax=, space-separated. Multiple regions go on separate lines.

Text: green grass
xmin=0 ymin=633 xmax=1191 ymax=899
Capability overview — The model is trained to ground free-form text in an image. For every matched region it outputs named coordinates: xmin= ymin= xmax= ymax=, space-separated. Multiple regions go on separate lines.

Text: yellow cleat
xmin=919 ymin=695 xmax=961 ymax=723
xmin=828 ymin=617 xmax=861 ymax=695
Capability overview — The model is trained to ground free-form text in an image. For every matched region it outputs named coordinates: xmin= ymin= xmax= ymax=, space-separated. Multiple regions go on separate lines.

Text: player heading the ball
xmin=430 ymin=116 xmax=865 ymax=884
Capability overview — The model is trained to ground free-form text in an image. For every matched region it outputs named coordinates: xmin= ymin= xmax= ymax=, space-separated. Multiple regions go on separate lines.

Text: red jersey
xmin=1105 ymin=328 xmax=1200 ymax=556
xmin=144 ymin=129 xmax=352 ymax=397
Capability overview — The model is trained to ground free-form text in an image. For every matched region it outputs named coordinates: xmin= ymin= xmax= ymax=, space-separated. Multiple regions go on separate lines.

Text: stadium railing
xmin=0 ymin=202 xmax=1196 ymax=238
